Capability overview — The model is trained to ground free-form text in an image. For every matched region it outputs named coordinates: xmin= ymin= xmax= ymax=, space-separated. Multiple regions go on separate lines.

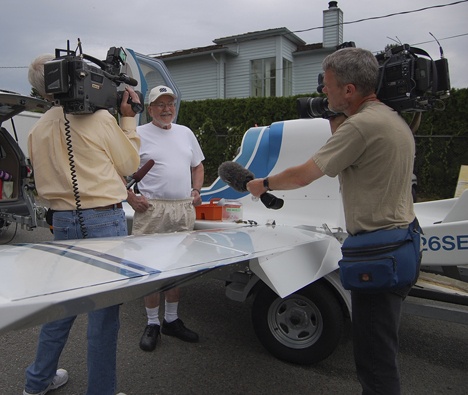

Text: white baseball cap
xmin=148 ymin=85 xmax=177 ymax=104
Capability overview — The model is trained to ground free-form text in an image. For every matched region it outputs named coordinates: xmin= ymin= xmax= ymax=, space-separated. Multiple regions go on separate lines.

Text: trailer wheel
xmin=251 ymin=280 xmax=344 ymax=365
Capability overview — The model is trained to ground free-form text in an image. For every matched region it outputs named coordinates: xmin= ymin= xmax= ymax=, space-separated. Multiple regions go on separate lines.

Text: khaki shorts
xmin=132 ymin=198 xmax=195 ymax=235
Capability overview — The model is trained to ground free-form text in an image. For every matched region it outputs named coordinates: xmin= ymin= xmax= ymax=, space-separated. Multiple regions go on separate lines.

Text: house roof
xmin=153 ymin=44 xmax=238 ymax=61
xmin=213 ymin=27 xmax=305 ymax=46
xmin=293 ymin=42 xmax=335 ymax=56
xmin=151 ymin=27 xmax=322 ymax=62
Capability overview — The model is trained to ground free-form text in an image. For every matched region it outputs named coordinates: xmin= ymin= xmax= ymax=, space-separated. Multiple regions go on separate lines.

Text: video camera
xmin=297 ymin=41 xmax=451 ymax=118
xmin=44 ymin=40 xmax=143 ymax=115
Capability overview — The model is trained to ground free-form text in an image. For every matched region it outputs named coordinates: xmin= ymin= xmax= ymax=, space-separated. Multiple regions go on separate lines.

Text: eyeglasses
xmin=151 ymin=102 xmax=176 ymax=109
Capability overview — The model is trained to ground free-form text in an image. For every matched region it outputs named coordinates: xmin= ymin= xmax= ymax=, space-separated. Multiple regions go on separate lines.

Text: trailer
xmin=181 ymin=118 xmax=468 ymax=363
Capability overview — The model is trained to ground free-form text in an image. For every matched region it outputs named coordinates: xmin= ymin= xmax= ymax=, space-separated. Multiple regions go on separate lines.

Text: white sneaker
xmin=23 ymin=369 xmax=69 ymax=395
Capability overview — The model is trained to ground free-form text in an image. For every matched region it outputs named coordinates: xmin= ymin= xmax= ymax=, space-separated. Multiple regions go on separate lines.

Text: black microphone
xmin=118 ymin=73 xmax=138 ymax=87
xmin=218 ymin=161 xmax=284 ymax=210
xmin=126 ymin=159 xmax=155 ymax=190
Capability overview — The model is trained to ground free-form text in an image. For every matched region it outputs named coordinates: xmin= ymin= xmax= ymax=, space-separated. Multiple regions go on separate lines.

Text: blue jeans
xmin=351 ymin=286 xmax=410 ymax=395
xmin=25 ymin=208 xmax=127 ymax=395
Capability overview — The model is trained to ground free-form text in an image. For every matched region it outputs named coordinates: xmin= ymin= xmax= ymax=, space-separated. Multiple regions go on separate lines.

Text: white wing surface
xmin=0 ymin=225 xmax=340 ymax=333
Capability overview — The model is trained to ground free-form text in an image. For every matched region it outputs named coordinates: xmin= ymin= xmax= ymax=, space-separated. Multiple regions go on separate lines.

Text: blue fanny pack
xmin=338 ymin=218 xmax=422 ymax=291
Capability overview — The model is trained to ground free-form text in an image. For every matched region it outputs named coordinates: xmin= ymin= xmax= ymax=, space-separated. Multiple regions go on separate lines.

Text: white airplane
xmin=1 ymin=47 xmax=467 ymax=365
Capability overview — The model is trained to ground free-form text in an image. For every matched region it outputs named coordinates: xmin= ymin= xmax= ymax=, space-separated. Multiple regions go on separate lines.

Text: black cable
xmin=63 ymin=111 xmax=88 ymax=238
xmin=293 ymin=0 xmax=468 ymax=34
xmin=0 ymin=221 xmax=18 ymax=244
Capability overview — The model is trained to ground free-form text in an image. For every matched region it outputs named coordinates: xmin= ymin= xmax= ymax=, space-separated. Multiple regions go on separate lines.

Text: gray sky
xmin=1 ymin=0 xmax=467 ymax=96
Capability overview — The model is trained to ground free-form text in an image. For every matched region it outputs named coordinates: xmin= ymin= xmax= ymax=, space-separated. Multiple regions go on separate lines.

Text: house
xmin=145 ymin=1 xmax=344 ymax=101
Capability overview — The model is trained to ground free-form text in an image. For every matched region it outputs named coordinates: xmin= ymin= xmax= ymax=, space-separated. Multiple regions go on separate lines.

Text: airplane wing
xmin=0 ymin=224 xmax=341 ymax=334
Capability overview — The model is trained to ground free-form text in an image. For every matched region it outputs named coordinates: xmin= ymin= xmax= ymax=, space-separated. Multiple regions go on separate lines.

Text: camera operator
xmin=247 ymin=47 xmax=419 ymax=395
xmin=23 ymin=54 xmax=141 ymax=395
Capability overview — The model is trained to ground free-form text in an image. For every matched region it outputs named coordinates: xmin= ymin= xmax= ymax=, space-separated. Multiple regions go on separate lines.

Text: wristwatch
xmin=263 ymin=177 xmax=272 ymax=191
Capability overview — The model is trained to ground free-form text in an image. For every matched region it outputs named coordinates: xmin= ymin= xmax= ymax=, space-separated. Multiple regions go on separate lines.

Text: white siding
xmin=293 ymin=50 xmax=334 ymax=96
xmin=165 ymin=57 xmax=219 ymax=101
xmin=323 ymin=6 xmax=343 ymax=48
xmin=280 ymin=38 xmax=297 ymax=96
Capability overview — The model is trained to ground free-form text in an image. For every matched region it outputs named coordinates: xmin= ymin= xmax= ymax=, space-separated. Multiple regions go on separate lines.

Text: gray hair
xmin=28 ymin=54 xmax=55 ymax=98
xmin=322 ymin=47 xmax=379 ymax=96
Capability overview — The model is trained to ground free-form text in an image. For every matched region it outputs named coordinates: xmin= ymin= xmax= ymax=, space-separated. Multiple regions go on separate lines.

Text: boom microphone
xmin=126 ymin=159 xmax=155 ymax=190
xmin=218 ymin=161 xmax=253 ymax=192
xmin=218 ymin=161 xmax=284 ymax=210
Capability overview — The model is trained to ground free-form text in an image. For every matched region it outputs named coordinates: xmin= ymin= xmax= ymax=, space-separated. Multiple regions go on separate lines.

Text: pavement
xmin=0 ymin=225 xmax=467 ymax=395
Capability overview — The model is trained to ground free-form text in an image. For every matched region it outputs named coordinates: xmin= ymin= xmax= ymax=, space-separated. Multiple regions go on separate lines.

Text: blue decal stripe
xmin=30 ymin=244 xmax=160 ymax=276
xmin=46 ymin=242 xmax=161 ymax=275
xmin=45 ymin=242 xmax=160 ymax=274
xmin=201 ymin=122 xmax=284 ymax=202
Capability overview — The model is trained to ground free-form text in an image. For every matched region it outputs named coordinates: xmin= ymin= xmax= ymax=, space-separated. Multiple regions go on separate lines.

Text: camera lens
xmin=296 ymin=97 xmax=331 ymax=118
xmin=310 ymin=97 xmax=330 ymax=117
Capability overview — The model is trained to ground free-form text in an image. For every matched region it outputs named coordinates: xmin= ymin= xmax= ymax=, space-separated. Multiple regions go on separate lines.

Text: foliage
xmin=177 ymin=94 xmax=319 ymax=184
xmin=176 ymin=89 xmax=467 ymax=199
xmin=413 ymin=88 xmax=468 ymax=199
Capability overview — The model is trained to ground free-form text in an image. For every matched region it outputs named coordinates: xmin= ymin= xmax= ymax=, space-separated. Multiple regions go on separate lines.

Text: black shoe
xmin=139 ymin=324 xmax=160 ymax=351
xmin=161 ymin=319 xmax=199 ymax=343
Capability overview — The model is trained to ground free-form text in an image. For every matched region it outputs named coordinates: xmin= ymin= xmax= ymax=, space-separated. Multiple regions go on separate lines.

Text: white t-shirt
xmin=136 ymin=122 xmax=205 ymax=199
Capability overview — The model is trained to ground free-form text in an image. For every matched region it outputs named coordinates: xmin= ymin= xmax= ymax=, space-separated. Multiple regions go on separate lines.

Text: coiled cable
xmin=63 ymin=111 xmax=88 ymax=238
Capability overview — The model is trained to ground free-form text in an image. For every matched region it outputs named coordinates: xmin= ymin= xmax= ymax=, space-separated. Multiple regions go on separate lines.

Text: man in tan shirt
xmin=248 ymin=48 xmax=417 ymax=395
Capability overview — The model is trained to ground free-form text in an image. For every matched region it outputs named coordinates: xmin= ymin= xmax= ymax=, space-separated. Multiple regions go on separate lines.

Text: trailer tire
xmin=251 ymin=280 xmax=344 ymax=365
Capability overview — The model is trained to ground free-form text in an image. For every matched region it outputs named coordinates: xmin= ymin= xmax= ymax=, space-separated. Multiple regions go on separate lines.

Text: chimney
xmin=323 ymin=1 xmax=343 ymax=48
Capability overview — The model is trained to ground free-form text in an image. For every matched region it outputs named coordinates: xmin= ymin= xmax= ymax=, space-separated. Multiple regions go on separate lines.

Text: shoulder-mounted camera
xmin=298 ymin=41 xmax=451 ymax=119
xmin=44 ymin=39 xmax=143 ymax=115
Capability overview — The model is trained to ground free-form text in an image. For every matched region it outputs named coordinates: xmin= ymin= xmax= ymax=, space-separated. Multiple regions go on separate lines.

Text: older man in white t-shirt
xmin=127 ymin=85 xmax=204 ymax=352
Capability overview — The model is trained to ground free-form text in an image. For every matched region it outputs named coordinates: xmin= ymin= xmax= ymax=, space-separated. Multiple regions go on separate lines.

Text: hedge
xmin=174 ymin=89 xmax=468 ymax=200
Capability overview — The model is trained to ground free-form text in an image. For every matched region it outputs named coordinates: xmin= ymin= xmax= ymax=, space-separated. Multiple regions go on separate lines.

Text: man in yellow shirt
xmin=24 ymin=53 xmax=141 ymax=395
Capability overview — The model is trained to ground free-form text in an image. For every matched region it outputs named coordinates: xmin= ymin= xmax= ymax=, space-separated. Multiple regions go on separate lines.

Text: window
xmin=251 ymin=58 xmax=276 ymax=97
xmin=250 ymin=58 xmax=292 ymax=97
xmin=283 ymin=58 xmax=292 ymax=96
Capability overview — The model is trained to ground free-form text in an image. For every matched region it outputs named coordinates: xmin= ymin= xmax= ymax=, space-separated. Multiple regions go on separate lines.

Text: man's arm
xmin=127 ymin=189 xmax=150 ymax=213
xmin=247 ymin=158 xmax=324 ymax=198
xmin=190 ymin=162 xmax=204 ymax=206
xmin=102 ymin=87 xmax=141 ymax=177
xmin=118 ymin=87 xmax=141 ymax=152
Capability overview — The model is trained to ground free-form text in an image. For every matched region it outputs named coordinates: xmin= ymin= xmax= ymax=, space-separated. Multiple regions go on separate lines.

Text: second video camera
xmin=44 ymin=40 xmax=143 ymax=115
xmin=297 ymin=42 xmax=451 ymax=118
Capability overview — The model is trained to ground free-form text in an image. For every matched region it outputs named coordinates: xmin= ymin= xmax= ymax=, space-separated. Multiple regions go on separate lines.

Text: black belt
xmin=92 ymin=203 xmax=123 ymax=210
xmin=53 ymin=203 xmax=123 ymax=212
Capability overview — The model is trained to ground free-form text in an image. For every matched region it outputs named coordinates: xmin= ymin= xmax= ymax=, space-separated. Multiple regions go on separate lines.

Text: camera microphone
xmin=218 ymin=161 xmax=284 ymax=210
xmin=126 ymin=159 xmax=155 ymax=190
xmin=118 ymin=73 xmax=138 ymax=87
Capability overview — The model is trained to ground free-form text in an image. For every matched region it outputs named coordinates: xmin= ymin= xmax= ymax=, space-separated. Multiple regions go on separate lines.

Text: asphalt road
xmin=0 ymin=225 xmax=467 ymax=395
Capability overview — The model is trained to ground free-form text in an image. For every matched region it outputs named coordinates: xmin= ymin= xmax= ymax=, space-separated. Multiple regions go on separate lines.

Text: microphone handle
xmin=126 ymin=179 xmax=137 ymax=190
xmin=250 ymin=192 xmax=284 ymax=210
xmin=260 ymin=192 xmax=284 ymax=210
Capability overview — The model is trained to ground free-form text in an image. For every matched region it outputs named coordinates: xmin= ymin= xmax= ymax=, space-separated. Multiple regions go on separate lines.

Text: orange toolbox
xmin=195 ymin=198 xmax=223 ymax=220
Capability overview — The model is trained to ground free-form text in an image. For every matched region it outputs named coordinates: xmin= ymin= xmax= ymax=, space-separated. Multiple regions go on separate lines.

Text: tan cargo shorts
xmin=132 ymin=198 xmax=195 ymax=235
